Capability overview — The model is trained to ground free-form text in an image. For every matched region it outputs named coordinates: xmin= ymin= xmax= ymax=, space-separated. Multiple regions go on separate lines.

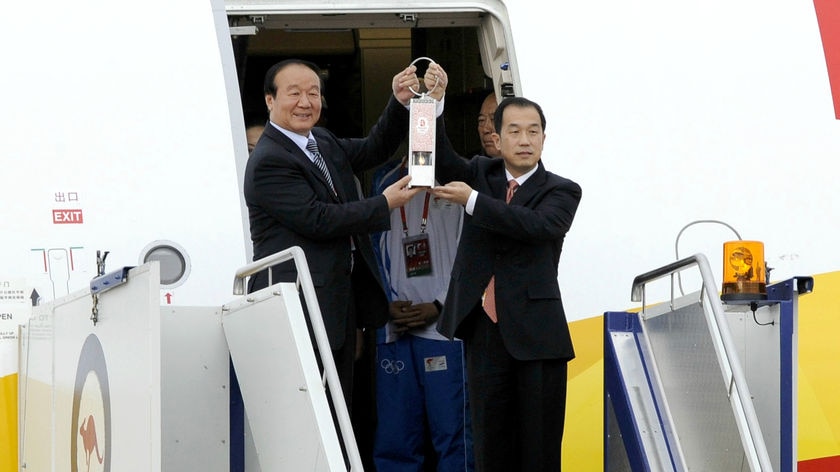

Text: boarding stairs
xmin=604 ymin=254 xmax=812 ymax=472
xmin=18 ymin=246 xmax=359 ymax=471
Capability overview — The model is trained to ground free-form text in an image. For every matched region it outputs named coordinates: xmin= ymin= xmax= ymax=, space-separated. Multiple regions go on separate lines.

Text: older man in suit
xmin=431 ymin=96 xmax=582 ymax=471
xmin=243 ymin=59 xmax=448 ymax=407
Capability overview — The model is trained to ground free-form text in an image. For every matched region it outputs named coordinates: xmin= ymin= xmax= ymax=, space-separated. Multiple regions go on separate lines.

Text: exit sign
xmin=53 ymin=209 xmax=84 ymax=224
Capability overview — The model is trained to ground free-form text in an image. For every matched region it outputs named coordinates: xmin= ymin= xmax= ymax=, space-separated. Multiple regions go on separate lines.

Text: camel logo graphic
xmin=79 ymin=415 xmax=104 ymax=469
xmin=71 ymin=334 xmax=111 ymax=472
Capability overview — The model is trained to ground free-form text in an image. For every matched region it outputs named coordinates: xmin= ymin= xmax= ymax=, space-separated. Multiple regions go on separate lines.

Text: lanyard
xmin=397 ymin=163 xmax=431 ymax=237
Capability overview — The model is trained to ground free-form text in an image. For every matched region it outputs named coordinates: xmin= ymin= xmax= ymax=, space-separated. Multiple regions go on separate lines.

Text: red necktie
xmin=483 ymin=180 xmax=519 ymax=322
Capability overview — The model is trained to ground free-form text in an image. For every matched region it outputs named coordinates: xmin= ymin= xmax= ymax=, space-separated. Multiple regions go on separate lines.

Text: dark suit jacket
xmin=434 ymin=125 xmax=582 ymax=361
xmin=243 ymin=96 xmax=409 ymax=349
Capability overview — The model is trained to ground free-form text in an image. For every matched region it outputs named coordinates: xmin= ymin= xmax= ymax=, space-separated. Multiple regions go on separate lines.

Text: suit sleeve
xmin=335 ymin=96 xmax=411 ymax=173
xmin=248 ymin=153 xmax=391 ymax=241
xmin=471 ymin=178 xmax=582 ymax=243
xmin=433 ymin=117 xmax=472 ymax=184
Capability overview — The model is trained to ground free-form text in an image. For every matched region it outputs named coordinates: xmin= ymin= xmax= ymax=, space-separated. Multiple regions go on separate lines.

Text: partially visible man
xmin=243 ymin=58 xmax=448 ymax=409
xmin=245 ymin=123 xmax=264 ymax=155
xmin=431 ymin=97 xmax=582 ymax=472
xmin=476 ymin=92 xmax=501 ymax=158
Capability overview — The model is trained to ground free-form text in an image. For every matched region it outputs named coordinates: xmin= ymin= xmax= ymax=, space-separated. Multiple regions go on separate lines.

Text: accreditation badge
xmin=402 ymin=233 xmax=432 ymax=278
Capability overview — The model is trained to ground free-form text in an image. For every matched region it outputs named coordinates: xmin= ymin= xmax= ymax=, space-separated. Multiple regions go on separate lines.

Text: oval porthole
xmin=139 ymin=240 xmax=191 ymax=289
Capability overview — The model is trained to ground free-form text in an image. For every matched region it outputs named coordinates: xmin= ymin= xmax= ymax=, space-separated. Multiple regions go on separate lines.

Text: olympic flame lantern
xmin=721 ymin=240 xmax=767 ymax=301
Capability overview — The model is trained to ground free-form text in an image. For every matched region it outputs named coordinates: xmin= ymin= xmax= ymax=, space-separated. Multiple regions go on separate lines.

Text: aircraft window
xmin=140 ymin=241 xmax=191 ymax=288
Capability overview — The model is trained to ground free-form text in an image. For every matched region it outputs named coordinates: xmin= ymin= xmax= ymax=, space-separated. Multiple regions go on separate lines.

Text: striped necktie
xmin=307 ymin=138 xmax=335 ymax=193
xmin=482 ymin=179 xmax=519 ymax=322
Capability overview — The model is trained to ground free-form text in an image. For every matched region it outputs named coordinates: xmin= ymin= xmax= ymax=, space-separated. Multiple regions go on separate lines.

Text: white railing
xmin=630 ymin=254 xmax=773 ymax=472
xmin=233 ymin=246 xmax=362 ymax=471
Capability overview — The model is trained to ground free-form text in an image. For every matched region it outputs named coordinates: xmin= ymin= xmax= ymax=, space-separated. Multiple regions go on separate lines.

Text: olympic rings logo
xmin=380 ymin=358 xmax=405 ymax=375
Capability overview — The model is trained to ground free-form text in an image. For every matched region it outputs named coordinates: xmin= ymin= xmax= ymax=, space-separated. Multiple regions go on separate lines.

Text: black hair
xmin=263 ymin=59 xmax=323 ymax=97
xmin=493 ymin=96 xmax=547 ymax=134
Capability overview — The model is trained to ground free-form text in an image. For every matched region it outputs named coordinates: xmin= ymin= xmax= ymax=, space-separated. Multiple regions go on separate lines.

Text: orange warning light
xmin=721 ymin=240 xmax=767 ymax=301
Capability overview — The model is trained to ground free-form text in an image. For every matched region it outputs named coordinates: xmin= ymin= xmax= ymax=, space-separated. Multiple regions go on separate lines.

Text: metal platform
xmin=604 ymin=254 xmax=812 ymax=472
xmin=18 ymin=246 xmax=359 ymax=471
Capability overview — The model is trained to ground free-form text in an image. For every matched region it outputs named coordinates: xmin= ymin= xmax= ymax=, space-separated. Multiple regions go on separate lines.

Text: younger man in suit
xmin=431 ymin=97 xmax=582 ymax=471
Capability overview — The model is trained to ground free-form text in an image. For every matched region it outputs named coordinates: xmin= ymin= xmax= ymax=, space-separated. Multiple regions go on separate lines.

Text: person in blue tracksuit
xmin=370 ymin=157 xmax=474 ymax=471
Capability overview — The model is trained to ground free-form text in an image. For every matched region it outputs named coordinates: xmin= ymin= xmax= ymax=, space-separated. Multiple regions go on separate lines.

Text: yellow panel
xmin=0 ymin=373 xmax=17 ymax=472
xmin=563 ymin=316 xmax=605 ymax=470
xmin=564 ymin=358 xmax=605 ymax=470
xmin=797 ymin=271 xmax=840 ymax=461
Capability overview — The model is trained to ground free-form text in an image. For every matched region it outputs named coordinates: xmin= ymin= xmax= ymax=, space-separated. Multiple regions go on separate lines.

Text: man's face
xmin=492 ymin=105 xmax=545 ymax=177
xmin=265 ymin=64 xmax=322 ymax=136
xmin=477 ymin=94 xmax=500 ymax=157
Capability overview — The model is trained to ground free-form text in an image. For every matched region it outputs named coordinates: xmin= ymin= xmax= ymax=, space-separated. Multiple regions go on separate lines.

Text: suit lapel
xmin=266 ymin=126 xmax=342 ymax=202
xmin=508 ymin=162 xmax=547 ymax=206
xmin=314 ymin=136 xmax=350 ymax=202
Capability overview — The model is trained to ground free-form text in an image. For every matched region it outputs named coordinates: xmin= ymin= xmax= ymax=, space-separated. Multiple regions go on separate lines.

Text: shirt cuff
xmin=435 ymin=95 xmax=446 ymax=117
xmin=465 ymin=190 xmax=478 ymax=215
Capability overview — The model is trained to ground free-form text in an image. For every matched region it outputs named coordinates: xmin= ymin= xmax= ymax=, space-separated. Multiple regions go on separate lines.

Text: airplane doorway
xmin=225 ymin=6 xmax=506 ymax=470
xmin=229 ymin=20 xmax=495 ymax=165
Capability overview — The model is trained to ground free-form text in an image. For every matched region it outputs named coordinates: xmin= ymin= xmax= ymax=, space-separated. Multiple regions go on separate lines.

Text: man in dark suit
xmin=431 ymin=96 xmax=582 ymax=471
xmin=243 ymin=58 xmax=448 ymax=408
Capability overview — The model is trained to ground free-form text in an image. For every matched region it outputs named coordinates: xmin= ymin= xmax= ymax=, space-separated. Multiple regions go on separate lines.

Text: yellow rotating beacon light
xmin=721 ymin=240 xmax=767 ymax=301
